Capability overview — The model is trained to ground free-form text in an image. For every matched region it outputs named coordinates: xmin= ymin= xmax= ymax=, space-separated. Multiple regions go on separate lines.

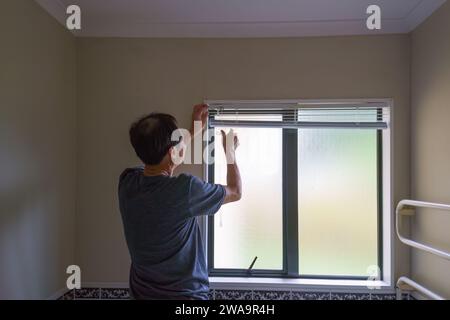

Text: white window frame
xmin=199 ymin=98 xmax=394 ymax=291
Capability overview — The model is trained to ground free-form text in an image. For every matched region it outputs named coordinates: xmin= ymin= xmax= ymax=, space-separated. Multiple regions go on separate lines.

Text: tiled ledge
xmin=59 ymin=288 xmax=412 ymax=300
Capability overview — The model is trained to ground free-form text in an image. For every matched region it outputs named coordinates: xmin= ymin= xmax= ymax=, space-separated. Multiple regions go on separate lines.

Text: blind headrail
xmin=207 ymin=100 xmax=390 ymax=129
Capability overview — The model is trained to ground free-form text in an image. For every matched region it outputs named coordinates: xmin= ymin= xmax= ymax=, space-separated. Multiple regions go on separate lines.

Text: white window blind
xmin=208 ymin=101 xmax=389 ymax=129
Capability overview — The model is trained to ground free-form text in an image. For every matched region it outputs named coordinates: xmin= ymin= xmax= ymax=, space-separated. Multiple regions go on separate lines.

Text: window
xmin=213 ymin=125 xmax=283 ymax=271
xmin=298 ymin=128 xmax=379 ymax=277
xmin=206 ymin=101 xmax=390 ymax=280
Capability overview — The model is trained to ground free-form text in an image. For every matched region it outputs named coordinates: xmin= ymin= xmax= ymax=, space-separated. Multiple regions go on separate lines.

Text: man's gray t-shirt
xmin=118 ymin=167 xmax=225 ymax=300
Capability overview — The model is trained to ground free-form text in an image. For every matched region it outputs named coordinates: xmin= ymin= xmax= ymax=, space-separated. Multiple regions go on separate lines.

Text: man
xmin=118 ymin=104 xmax=242 ymax=300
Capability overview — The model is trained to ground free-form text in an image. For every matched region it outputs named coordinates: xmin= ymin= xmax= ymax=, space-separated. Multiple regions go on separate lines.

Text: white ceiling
xmin=35 ymin=0 xmax=446 ymax=38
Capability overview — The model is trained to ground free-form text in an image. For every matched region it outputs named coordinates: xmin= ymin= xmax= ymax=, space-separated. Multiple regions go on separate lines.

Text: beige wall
xmin=0 ymin=0 xmax=76 ymax=299
xmin=76 ymin=35 xmax=411 ymax=283
xmin=411 ymin=1 xmax=450 ymax=298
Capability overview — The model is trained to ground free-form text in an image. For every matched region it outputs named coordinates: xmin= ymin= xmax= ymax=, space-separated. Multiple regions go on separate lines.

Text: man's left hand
xmin=192 ymin=104 xmax=209 ymax=133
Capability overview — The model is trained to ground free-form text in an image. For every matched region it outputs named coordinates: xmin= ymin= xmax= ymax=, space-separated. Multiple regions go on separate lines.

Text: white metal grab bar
xmin=396 ymin=199 xmax=450 ymax=300
xmin=396 ymin=199 xmax=450 ymax=260
xmin=397 ymin=277 xmax=444 ymax=300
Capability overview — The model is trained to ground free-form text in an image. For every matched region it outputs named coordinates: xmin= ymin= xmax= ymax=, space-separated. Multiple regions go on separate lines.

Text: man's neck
xmin=143 ymin=164 xmax=173 ymax=177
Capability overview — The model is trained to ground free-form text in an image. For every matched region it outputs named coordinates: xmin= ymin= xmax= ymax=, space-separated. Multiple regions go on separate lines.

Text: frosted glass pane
xmin=213 ymin=127 xmax=283 ymax=270
xmin=298 ymin=129 xmax=378 ymax=276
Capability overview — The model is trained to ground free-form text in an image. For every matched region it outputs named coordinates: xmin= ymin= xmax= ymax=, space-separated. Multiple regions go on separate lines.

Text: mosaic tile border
xmin=58 ymin=288 xmax=412 ymax=300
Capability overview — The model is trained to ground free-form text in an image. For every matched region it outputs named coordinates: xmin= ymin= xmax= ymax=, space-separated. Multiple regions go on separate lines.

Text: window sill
xmin=210 ymin=277 xmax=392 ymax=292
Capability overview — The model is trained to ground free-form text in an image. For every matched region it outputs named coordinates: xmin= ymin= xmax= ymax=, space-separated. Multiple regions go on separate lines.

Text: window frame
xmin=202 ymin=99 xmax=392 ymax=283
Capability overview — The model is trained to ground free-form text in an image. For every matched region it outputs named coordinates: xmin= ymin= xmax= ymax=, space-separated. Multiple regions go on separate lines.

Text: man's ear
xmin=170 ymin=143 xmax=185 ymax=166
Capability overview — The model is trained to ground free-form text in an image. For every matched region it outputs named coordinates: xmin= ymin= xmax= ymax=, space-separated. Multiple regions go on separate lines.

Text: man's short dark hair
xmin=129 ymin=113 xmax=180 ymax=165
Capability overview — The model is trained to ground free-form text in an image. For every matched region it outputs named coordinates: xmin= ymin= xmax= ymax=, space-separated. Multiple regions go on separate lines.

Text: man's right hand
xmin=221 ymin=129 xmax=239 ymax=164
